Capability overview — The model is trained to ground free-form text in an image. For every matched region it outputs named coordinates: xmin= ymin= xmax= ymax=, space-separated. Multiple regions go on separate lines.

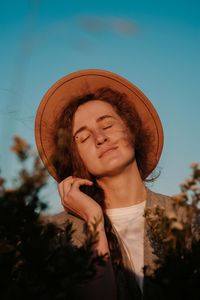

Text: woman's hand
xmin=58 ymin=176 xmax=108 ymax=253
xmin=58 ymin=176 xmax=103 ymax=225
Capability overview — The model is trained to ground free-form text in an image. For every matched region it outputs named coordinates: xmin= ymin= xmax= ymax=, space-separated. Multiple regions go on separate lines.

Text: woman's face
xmin=72 ymin=100 xmax=135 ymax=177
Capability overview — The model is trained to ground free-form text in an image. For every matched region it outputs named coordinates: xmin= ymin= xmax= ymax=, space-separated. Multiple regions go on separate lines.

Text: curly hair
xmin=51 ymin=87 xmax=158 ymax=278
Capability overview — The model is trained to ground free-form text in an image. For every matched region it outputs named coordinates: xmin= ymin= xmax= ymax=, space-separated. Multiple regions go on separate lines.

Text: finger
xmin=62 ymin=179 xmax=93 ymax=209
xmin=62 ymin=178 xmax=75 ymax=198
xmin=58 ymin=181 xmax=64 ymax=199
xmin=71 ymin=179 xmax=93 ymax=190
xmin=58 ymin=176 xmax=74 ymax=199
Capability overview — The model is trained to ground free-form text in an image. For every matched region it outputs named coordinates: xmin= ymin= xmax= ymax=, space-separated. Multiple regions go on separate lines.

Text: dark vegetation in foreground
xmin=0 ymin=136 xmax=200 ymax=299
xmin=0 ymin=137 xmax=105 ymax=300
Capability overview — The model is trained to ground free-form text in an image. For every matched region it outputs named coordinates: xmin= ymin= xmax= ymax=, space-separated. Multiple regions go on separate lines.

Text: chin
xmin=94 ymin=158 xmax=135 ymax=178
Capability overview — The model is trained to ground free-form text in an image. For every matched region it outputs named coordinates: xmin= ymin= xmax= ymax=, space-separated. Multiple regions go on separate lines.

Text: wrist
xmin=87 ymin=214 xmax=105 ymax=233
xmin=86 ymin=208 xmax=103 ymax=223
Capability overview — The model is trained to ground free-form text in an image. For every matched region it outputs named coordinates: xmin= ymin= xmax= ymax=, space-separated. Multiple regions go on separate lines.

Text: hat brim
xmin=35 ymin=69 xmax=163 ymax=182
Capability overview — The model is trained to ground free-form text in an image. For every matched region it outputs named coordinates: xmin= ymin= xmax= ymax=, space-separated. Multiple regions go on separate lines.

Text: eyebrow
xmin=73 ymin=115 xmax=115 ymax=137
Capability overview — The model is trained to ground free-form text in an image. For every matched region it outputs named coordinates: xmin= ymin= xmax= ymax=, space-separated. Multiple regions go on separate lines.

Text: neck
xmin=97 ymin=161 xmax=146 ymax=209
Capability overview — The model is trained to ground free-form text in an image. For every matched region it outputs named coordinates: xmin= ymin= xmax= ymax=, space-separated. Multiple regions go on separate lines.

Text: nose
xmin=94 ymin=131 xmax=109 ymax=146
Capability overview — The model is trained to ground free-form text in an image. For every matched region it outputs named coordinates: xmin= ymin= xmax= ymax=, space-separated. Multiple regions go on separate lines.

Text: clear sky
xmin=0 ymin=0 xmax=200 ymax=213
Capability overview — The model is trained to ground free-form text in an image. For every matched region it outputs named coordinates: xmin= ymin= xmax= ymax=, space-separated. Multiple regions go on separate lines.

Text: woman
xmin=35 ymin=69 xmax=171 ymax=299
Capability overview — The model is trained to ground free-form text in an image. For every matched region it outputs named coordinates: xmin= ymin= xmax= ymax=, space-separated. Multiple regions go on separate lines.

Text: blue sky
xmin=0 ymin=0 xmax=199 ymax=213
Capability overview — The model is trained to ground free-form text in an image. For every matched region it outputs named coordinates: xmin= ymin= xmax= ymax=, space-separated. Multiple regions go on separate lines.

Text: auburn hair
xmin=52 ymin=87 xmax=157 ymax=272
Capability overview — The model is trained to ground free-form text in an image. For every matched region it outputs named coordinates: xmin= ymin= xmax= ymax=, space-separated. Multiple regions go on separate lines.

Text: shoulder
xmin=146 ymin=188 xmax=189 ymax=222
xmin=146 ymin=188 xmax=174 ymax=209
xmin=40 ymin=211 xmax=86 ymax=247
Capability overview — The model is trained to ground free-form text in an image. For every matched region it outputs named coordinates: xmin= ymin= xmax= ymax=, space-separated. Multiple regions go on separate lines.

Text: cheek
xmin=77 ymin=145 xmax=97 ymax=168
xmin=117 ymin=131 xmax=135 ymax=158
xmin=118 ymin=129 xmax=132 ymax=147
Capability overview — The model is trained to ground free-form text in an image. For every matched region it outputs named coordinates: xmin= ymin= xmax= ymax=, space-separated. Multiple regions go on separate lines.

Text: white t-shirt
xmin=106 ymin=201 xmax=146 ymax=291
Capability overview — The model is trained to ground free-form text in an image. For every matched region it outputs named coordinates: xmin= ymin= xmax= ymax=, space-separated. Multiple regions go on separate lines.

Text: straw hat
xmin=35 ymin=69 xmax=163 ymax=182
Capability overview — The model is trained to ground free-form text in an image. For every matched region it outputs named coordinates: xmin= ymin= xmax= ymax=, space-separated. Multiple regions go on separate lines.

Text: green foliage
xmin=0 ymin=136 xmax=105 ymax=300
xmin=145 ymin=163 xmax=200 ymax=300
xmin=1 ymin=136 xmax=200 ymax=299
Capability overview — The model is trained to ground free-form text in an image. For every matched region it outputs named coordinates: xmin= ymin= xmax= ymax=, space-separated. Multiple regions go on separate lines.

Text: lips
xmin=99 ymin=146 xmax=118 ymax=158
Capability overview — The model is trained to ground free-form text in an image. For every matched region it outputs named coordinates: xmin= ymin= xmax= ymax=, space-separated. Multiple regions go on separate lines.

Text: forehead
xmin=73 ymin=100 xmax=119 ymax=131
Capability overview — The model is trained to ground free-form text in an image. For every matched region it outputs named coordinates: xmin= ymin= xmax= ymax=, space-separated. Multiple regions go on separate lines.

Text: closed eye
xmin=103 ymin=125 xmax=113 ymax=129
xmin=81 ymin=135 xmax=90 ymax=143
